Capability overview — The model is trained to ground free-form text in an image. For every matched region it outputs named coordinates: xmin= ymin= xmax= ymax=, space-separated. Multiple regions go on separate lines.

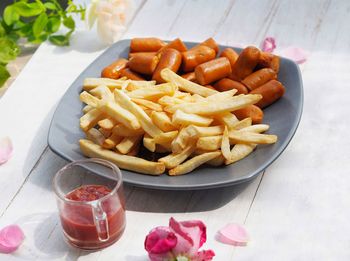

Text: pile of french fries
xmin=79 ymin=68 xmax=277 ymax=176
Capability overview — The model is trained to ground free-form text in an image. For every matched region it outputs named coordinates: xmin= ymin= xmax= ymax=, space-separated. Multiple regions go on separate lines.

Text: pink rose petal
xmin=261 ymin=37 xmax=276 ymax=53
xmin=217 ymin=223 xmax=249 ymax=246
xmin=144 ymin=226 xmax=177 ymax=254
xmin=276 ymin=46 xmax=308 ymax=64
xmin=194 ymin=249 xmax=215 ymax=261
xmin=0 ymin=137 xmax=13 ymax=165
xmin=0 ymin=225 xmax=24 ymax=254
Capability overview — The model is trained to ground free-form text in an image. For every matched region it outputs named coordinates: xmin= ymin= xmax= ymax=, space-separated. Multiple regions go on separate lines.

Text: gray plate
xmin=48 ymin=39 xmax=303 ymax=190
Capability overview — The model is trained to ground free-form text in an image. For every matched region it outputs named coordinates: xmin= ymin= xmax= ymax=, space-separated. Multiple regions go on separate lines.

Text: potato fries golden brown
xmin=78 ymin=68 xmax=278 ymax=175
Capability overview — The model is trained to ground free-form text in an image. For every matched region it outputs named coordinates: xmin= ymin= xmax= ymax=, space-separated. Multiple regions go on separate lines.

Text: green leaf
xmin=3 ymin=6 xmax=20 ymax=25
xmin=0 ymin=37 xmax=20 ymax=63
xmin=49 ymin=35 xmax=69 ymax=46
xmin=19 ymin=23 xmax=32 ymax=37
xmin=13 ymin=2 xmax=44 ymax=17
xmin=0 ymin=24 xmax=5 ymax=37
xmin=33 ymin=12 xmax=48 ymax=37
xmin=63 ymin=16 xmax=75 ymax=30
xmin=0 ymin=64 xmax=11 ymax=88
xmin=46 ymin=16 xmax=61 ymax=33
xmin=44 ymin=2 xmax=57 ymax=10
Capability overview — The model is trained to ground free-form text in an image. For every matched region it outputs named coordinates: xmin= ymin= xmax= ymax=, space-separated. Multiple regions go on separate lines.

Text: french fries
xmin=79 ymin=68 xmax=278 ymax=176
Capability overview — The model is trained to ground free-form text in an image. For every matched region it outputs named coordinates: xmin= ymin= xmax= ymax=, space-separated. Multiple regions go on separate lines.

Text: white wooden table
xmin=1 ymin=0 xmax=350 ymax=260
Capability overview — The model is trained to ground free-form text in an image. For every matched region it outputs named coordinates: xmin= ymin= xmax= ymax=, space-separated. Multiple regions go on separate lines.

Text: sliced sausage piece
xmin=158 ymin=38 xmax=188 ymax=53
xmin=120 ymin=68 xmax=145 ymax=81
xmin=128 ymin=53 xmax=159 ymax=75
xmin=241 ymin=68 xmax=277 ymax=90
xmin=220 ymin=48 xmax=239 ymax=68
xmin=152 ymin=48 xmax=182 ymax=83
xmin=129 ymin=52 xmax=156 ymax=59
xmin=182 ymin=45 xmax=216 ymax=72
xmin=234 ymin=105 xmax=264 ymax=124
xmin=130 ymin=37 xmax=166 ymax=52
xmin=250 ymin=80 xmax=285 ymax=108
xmin=181 ymin=72 xmax=197 ymax=82
xmin=101 ymin=59 xmax=128 ymax=79
xmin=257 ymin=52 xmax=280 ymax=73
xmin=195 ymin=57 xmax=232 ymax=85
xmin=213 ymin=78 xmax=248 ymax=94
xmin=230 ymin=46 xmax=260 ymax=80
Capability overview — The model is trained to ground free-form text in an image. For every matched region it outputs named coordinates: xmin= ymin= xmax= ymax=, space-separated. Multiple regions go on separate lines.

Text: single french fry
xmin=229 ymin=130 xmax=278 ymax=144
xmin=171 ymin=127 xmax=192 ymax=153
xmin=205 ymin=89 xmax=237 ymax=101
xmin=172 ymin=110 xmax=213 ymax=127
xmin=98 ymin=118 xmax=117 ymax=131
xmin=112 ymin=124 xmax=144 ymax=137
xmin=102 ymin=132 xmax=123 ymax=149
xmin=186 ymin=125 xmax=224 ymax=138
xmin=168 ymin=151 xmax=221 ymax=176
xmin=231 ymin=117 xmax=252 ymax=130
xmin=165 ymin=94 xmax=262 ymax=115
xmin=116 ymin=136 xmax=142 ymax=154
xmin=154 ymin=131 xmax=179 ymax=144
xmin=196 ymin=135 xmax=222 ymax=151
xmin=83 ymin=105 xmax=93 ymax=113
xmin=160 ymin=68 xmax=217 ymax=97
xmin=90 ymin=85 xmax=114 ymax=101
xmin=239 ymin=124 xmax=269 ymax=133
xmin=83 ymin=78 xmax=126 ymax=91
xmin=174 ymin=91 xmax=191 ymax=99
xmin=143 ymin=135 xmax=156 ymax=152
xmin=85 ymin=128 xmax=105 ymax=146
xmin=225 ymin=144 xmax=257 ymax=165
xmin=215 ymin=112 xmax=239 ymax=129
xmin=114 ymin=89 xmax=163 ymax=137
xmin=158 ymin=95 xmax=186 ymax=106
xmin=126 ymin=80 xmax=157 ymax=91
xmin=221 ymin=126 xmax=231 ymax=162
xmin=80 ymin=91 xmax=101 ymax=107
xmin=80 ymin=139 xmax=165 ymax=175
xmin=151 ymin=111 xmax=177 ymax=132
xmin=100 ymin=101 xmax=141 ymax=130
xmin=127 ymin=82 xmax=177 ymax=99
xmin=158 ymin=143 xmax=196 ymax=169
xmin=80 ymin=108 xmax=104 ymax=132
xmin=131 ymin=98 xmax=163 ymax=111
xmin=192 ymin=94 xmax=206 ymax=102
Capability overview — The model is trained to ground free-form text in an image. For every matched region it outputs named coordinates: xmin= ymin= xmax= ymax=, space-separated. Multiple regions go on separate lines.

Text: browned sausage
xmin=250 ymin=80 xmax=285 ymax=108
xmin=152 ymin=48 xmax=182 ymax=83
xmin=128 ymin=52 xmax=156 ymax=59
xmin=158 ymin=38 xmax=188 ymax=53
xmin=182 ymin=45 xmax=216 ymax=72
xmin=195 ymin=57 xmax=232 ymax=85
xmin=220 ymin=48 xmax=239 ymax=68
xmin=193 ymin=37 xmax=219 ymax=54
xmin=257 ymin=52 xmax=280 ymax=73
xmin=120 ymin=68 xmax=145 ymax=81
xmin=205 ymin=85 xmax=216 ymax=90
xmin=101 ymin=59 xmax=128 ymax=79
xmin=213 ymin=78 xmax=248 ymax=94
xmin=241 ymin=68 xmax=277 ymax=90
xmin=230 ymin=46 xmax=260 ymax=80
xmin=181 ymin=72 xmax=197 ymax=82
xmin=234 ymin=105 xmax=264 ymax=124
xmin=128 ymin=53 xmax=159 ymax=75
xmin=130 ymin=38 xmax=166 ymax=52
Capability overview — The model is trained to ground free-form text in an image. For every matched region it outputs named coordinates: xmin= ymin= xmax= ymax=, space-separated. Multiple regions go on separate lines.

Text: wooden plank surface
xmin=1 ymin=0 xmax=349 ymax=260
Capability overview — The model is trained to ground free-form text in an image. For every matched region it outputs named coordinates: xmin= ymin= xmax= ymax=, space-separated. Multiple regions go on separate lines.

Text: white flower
xmin=86 ymin=0 xmax=135 ymax=44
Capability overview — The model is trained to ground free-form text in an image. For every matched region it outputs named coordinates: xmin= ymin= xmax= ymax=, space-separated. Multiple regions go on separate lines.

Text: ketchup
xmin=60 ymin=185 xmax=126 ymax=249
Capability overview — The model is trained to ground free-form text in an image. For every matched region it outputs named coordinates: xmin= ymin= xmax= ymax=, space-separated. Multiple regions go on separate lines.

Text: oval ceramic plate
xmin=48 ymin=39 xmax=303 ymax=190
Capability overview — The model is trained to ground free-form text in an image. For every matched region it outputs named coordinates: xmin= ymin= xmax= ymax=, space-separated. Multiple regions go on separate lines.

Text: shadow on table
xmin=124 ymin=179 xmax=254 ymax=213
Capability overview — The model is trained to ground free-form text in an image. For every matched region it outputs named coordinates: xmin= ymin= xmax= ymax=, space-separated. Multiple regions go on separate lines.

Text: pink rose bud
xmin=261 ymin=37 xmax=276 ymax=53
xmin=0 ymin=225 xmax=24 ymax=254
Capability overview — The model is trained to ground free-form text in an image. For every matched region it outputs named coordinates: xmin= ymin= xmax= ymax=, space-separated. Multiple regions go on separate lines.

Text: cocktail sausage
xmin=181 ymin=72 xmax=197 ymax=82
xmin=152 ymin=48 xmax=182 ymax=83
xmin=128 ymin=53 xmax=159 ymax=75
xmin=230 ymin=46 xmax=260 ymax=80
xmin=234 ymin=105 xmax=264 ymax=124
xmin=182 ymin=45 xmax=216 ymax=72
xmin=257 ymin=52 xmax=280 ymax=73
xmin=220 ymin=48 xmax=239 ymax=68
xmin=250 ymin=80 xmax=285 ymax=108
xmin=195 ymin=57 xmax=232 ymax=85
xmin=120 ymin=68 xmax=145 ymax=81
xmin=242 ymin=68 xmax=277 ymax=90
xmin=213 ymin=78 xmax=248 ymax=94
xmin=101 ymin=59 xmax=128 ymax=79
xmin=193 ymin=37 xmax=219 ymax=54
xmin=130 ymin=38 xmax=166 ymax=52
xmin=158 ymin=38 xmax=188 ymax=53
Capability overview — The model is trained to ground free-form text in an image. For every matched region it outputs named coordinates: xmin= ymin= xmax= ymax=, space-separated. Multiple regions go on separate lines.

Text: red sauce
xmin=60 ymin=185 xmax=126 ymax=249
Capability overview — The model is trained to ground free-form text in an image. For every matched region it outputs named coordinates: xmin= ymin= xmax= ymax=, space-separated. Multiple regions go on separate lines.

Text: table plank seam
xmin=212 ymin=0 xmax=237 ymax=37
